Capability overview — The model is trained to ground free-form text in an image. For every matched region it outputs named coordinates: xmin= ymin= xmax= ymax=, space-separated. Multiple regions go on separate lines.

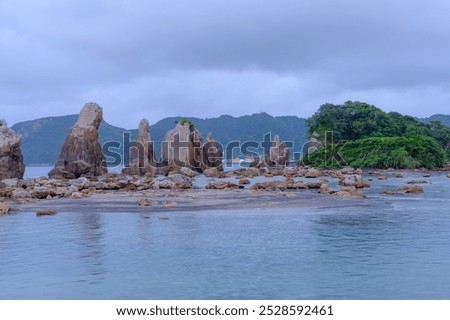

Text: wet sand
xmin=15 ymin=188 xmax=364 ymax=213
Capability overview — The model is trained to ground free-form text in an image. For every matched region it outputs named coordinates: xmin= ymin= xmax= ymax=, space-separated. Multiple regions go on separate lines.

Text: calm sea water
xmin=1 ymin=168 xmax=449 ymax=299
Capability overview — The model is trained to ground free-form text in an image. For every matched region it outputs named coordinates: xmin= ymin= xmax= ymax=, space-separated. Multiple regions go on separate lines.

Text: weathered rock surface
xmin=339 ymin=174 xmax=370 ymax=188
xmin=332 ymin=186 xmax=366 ymax=198
xmin=202 ymin=132 xmax=223 ymax=171
xmin=36 ymin=210 xmax=57 ymax=216
xmin=251 ymin=181 xmax=287 ymax=191
xmin=206 ymin=181 xmax=241 ymax=190
xmin=203 ymin=167 xmax=223 ymax=178
xmin=151 ymin=174 xmax=193 ymax=190
xmin=269 ymin=135 xmax=290 ymax=167
xmin=250 ymin=135 xmax=290 ymax=169
xmin=122 ymin=119 xmax=155 ymax=176
xmin=178 ymin=167 xmax=200 ymax=178
xmin=0 ymin=201 xmax=19 ymax=214
xmin=304 ymin=168 xmax=321 ymax=178
xmin=238 ymin=179 xmax=251 ymax=185
xmin=49 ymin=103 xmax=107 ymax=179
xmin=138 ymin=198 xmax=155 ymax=207
xmin=399 ymin=185 xmax=424 ymax=194
xmin=161 ymin=122 xmax=202 ymax=172
xmin=0 ymin=120 xmax=25 ymax=179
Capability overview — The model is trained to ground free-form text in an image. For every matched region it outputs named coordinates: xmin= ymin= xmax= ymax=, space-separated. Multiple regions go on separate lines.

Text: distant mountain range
xmin=421 ymin=114 xmax=450 ymax=127
xmin=12 ymin=113 xmax=308 ymax=166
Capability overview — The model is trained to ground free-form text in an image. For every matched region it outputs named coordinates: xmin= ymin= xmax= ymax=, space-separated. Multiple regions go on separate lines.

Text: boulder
xmin=332 ymin=186 xmax=366 ymax=198
xmin=399 ymin=185 xmax=424 ymax=194
xmin=161 ymin=121 xmax=202 ymax=172
xmin=0 ymin=120 xmax=25 ymax=179
xmin=377 ymin=175 xmax=388 ymax=180
xmin=151 ymin=178 xmax=176 ymax=190
xmin=71 ymin=192 xmax=84 ymax=199
xmin=122 ymin=119 xmax=155 ymax=176
xmin=340 ymin=174 xmax=361 ymax=187
xmin=167 ymin=173 xmax=193 ymax=189
xmin=201 ymin=132 xmax=223 ymax=171
xmin=339 ymin=174 xmax=370 ymax=188
xmin=138 ymin=198 xmax=155 ymax=207
xmin=31 ymin=186 xmax=56 ymax=199
xmin=203 ymin=167 xmax=222 ymax=178
xmin=49 ymin=103 xmax=107 ymax=179
xmin=11 ymin=189 xmax=32 ymax=200
xmin=0 ymin=202 xmax=19 ymax=215
xmin=36 ymin=210 xmax=57 ymax=216
xmin=447 ymin=174 xmax=450 ymax=178
xmin=251 ymin=181 xmax=286 ymax=191
xmin=238 ymin=179 xmax=251 ymax=185
xmin=206 ymin=181 xmax=241 ymax=190
xmin=319 ymin=183 xmax=330 ymax=194
xmin=269 ymin=135 xmax=290 ymax=167
xmin=0 ymin=202 xmax=19 ymax=214
xmin=305 ymin=168 xmax=321 ymax=178
xmin=178 ymin=167 xmax=200 ymax=178
xmin=1 ymin=178 xmax=19 ymax=188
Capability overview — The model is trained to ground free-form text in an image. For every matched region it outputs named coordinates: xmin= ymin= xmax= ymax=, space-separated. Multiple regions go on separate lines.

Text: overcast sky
xmin=1 ymin=0 xmax=449 ymax=128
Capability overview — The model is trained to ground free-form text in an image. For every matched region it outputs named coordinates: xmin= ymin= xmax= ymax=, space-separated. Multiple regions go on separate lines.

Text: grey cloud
xmin=1 ymin=0 xmax=449 ymax=126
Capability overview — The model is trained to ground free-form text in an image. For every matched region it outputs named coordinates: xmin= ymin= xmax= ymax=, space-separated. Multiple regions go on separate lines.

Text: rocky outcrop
xmin=122 ymin=119 xmax=154 ymax=176
xmin=161 ymin=122 xmax=202 ymax=172
xmin=203 ymin=167 xmax=223 ymax=178
xmin=49 ymin=103 xmax=107 ymax=179
xmin=339 ymin=174 xmax=370 ymax=188
xmin=269 ymin=135 xmax=290 ymax=167
xmin=250 ymin=135 xmax=290 ymax=169
xmin=0 ymin=120 xmax=25 ymax=179
xmin=36 ymin=210 xmax=57 ymax=216
xmin=399 ymin=185 xmax=424 ymax=194
xmin=332 ymin=186 xmax=366 ymax=198
xmin=0 ymin=201 xmax=18 ymax=214
xmin=206 ymin=181 xmax=241 ymax=190
xmin=202 ymin=133 xmax=223 ymax=171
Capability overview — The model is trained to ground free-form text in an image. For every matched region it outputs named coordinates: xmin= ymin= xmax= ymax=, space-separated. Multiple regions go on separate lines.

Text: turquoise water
xmin=1 ymin=170 xmax=449 ymax=299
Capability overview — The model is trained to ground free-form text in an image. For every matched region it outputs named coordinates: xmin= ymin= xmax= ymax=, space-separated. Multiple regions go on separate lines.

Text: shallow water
xmin=2 ymin=169 xmax=449 ymax=299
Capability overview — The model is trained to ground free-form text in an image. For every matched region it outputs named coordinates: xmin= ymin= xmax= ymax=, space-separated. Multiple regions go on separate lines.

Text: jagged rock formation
xmin=122 ymin=119 xmax=154 ymax=176
xmin=49 ymin=103 xmax=107 ymax=179
xmin=250 ymin=135 xmax=290 ymax=169
xmin=0 ymin=120 xmax=26 ymax=179
xmin=161 ymin=122 xmax=202 ymax=172
xmin=269 ymin=135 xmax=290 ymax=167
xmin=201 ymin=132 xmax=223 ymax=171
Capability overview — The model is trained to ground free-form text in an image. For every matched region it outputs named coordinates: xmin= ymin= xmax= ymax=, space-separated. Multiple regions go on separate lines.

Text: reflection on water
xmin=72 ymin=212 xmax=106 ymax=285
xmin=1 ymin=173 xmax=449 ymax=299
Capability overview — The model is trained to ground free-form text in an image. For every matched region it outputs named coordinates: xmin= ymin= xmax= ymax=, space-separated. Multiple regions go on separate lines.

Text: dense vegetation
xmin=304 ymin=101 xmax=450 ymax=169
xmin=178 ymin=117 xmax=196 ymax=131
xmin=303 ymin=136 xmax=446 ymax=169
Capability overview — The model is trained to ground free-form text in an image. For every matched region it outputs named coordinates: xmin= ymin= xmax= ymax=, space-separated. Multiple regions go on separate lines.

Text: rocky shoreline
xmin=1 ymin=102 xmax=449 ymax=215
xmin=1 ymin=165 xmax=449 ymax=215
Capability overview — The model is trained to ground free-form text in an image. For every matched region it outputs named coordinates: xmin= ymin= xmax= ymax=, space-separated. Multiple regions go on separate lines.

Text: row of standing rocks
xmin=1 ymin=102 xmax=449 ymax=213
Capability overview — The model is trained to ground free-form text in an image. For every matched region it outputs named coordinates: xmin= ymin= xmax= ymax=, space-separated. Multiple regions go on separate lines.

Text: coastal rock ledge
xmin=0 ymin=120 xmax=25 ymax=179
xmin=49 ymin=103 xmax=107 ymax=179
